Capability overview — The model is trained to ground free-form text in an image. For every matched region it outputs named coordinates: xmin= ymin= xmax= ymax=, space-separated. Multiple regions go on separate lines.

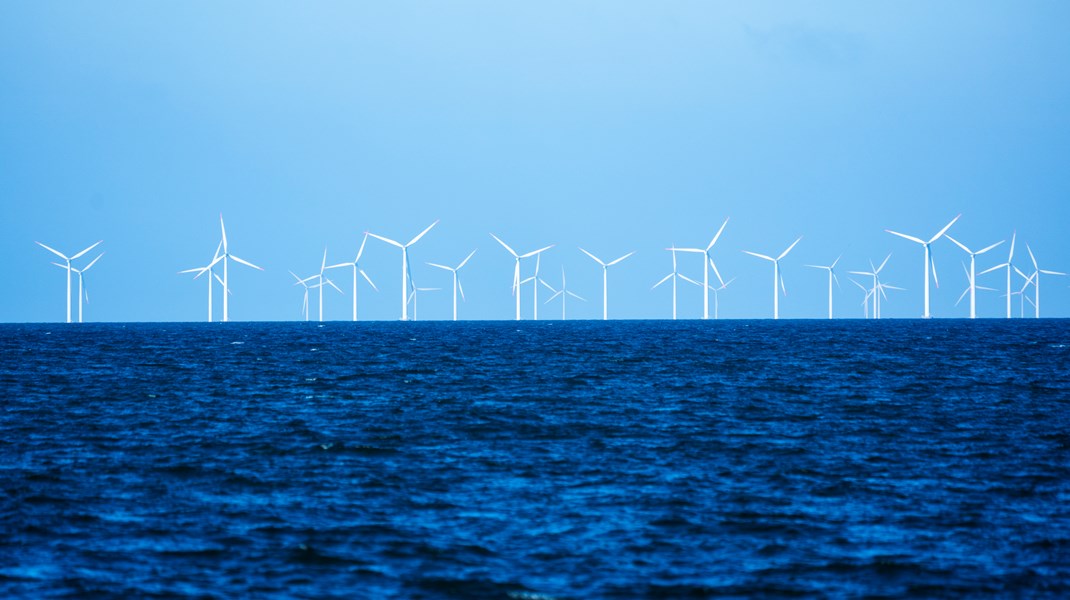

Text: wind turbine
xmin=805 ymin=255 xmax=842 ymax=319
xmin=1024 ymin=245 xmax=1065 ymax=318
xmin=179 ymin=242 xmax=224 ymax=322
xmin=652 ymin=246 xmax=701 ymax=320
xmin=742 ymin=237 xmax=802 ymax=320
xmin=311 ymin=248 xmax=344 ymax=322
xmin=1013 ymin=269 xmax=1036 ymax=318
xmin=579 ymin=248 xmax=635 ymax=320
xmin=55 ymin=253 xmax=104 ymax=323
xmin=945 ymin=236 xmax=1004 ymax=319
xmin=850 ymin=279 xmax=874 ymax=319
xmin=289 ymin=271 xmax=312 ymax=321
xmin=677 ymin=217 xmax=729 ymax=319
xmin=886 ymin=214 xmax=960 ymax=318
xmin=406 ymin=281 xmax=440 ymax=321
xmin=325 ymin=233 xmax=378 ymax=321
xmin=954 ymin=262 xmax=997 ymax=316
xmin=519 ymin=249 xmax=553 ymax=320
xmin=490 ymin=234 xmax=554 ymax=320
xmin=544 ymin=267 xmax=586 ymax=320
xmin=977 ymin=231 xmax=1018 ymax=319
xmin=218 ymin=214 xmax=263 ymax=322
xmin=35 ymin=240 xmax=102 ymax=323
xmin=708 ymin=277 xmax=736 ymax=320
xmin=368 ymin=220 xmax=438 ymax=321
xmin=427 ymin=249 xmax=477 ymax=321
xmin=849 ymin=255 xmax=891 ymax=320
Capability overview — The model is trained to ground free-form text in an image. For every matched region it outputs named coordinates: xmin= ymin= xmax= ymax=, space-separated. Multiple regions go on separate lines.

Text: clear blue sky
xmin=3 ymin=2 xmax=1068 ymax=321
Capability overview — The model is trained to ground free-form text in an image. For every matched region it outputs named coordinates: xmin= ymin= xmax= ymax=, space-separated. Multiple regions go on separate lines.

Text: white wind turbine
xmin=491 ymin=234 xmax=554 ymax=320
xmin=368 ymin=220 xmax=438 ymax=321
xmin=708 ymin=277 xmax=736 ymax=320
xmin=179 ymin=242 xmax=224 ymax=322
xmin=677 ymin=218 xmax=729 ymax=319
xmin=954 ymin=262 xmax=996 ymax=316
xmin=35 ymin=240 xmax=102 ymax=323
xmin=54 ymin=252 xmax=104 ymax=323
xmin=519 ymin=249 xmax=554 ymax=321
xmin=805 ymin=255 xmax=842 ymax=319
xmin=311 ymin=248 xmax=344 ymax=322
xmin=427 ymin=249 xmax=477 ymax=321
xmin=945 ymin=236 xmax=1004 ymax=319
xmin=742 ymin=237 xmax=802 ymax=320
xmin=544 ymin=267 xmax=586 ymax=320
xmin=849 ymin=255 xmax=891 ymax=320
xmin=886 ymin=214 xmax=960 ymax=318
xmin=652 ymin=246 xmax=701 ymax=320
xmin=218 ymin=214 xmax=263 ymax=322
xmin=289 ymin=271 xmax=312 ymax=321
xmin=1013 ymin=269 xmax=1036 ymax=318
xmin=849 ymin=279 xmax=874 ymax=319
xmin=1023 ymin=245 xmax=1065 ymax=318
xmin=579 ymin=248 xmax=635 ymax=320
xmin=977 ymin=231 xmax=1018 ymax=319
xmin=325 ymin=233 xmax=378 ymax=321
xmin=406 ymin=280 xmax=440 ymax=321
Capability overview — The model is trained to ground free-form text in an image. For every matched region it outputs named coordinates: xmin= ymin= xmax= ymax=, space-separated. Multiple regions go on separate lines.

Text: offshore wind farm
xmin=4 ymin=3 xmax=1070 ymax=599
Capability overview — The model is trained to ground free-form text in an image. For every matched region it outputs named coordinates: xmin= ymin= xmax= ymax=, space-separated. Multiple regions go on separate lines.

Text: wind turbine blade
xmin=955 ymin=287 xmax=969 ymax=306
xmin=1027 ymin=245 xmax=1038 ymax=271
xmin=320 ymin=248 xmax=328 ymax=273
xmin=722 ymin=277 xmax=737 ymax=289
xmin=359 ymin=269 xmax=378 ymax=291
xmin=886 ymin=230 xmax=925 ymax=244
xmin=1041 ymin=269 xmax=1067 ymax=276
xmin=979 ymin=263 xmax=1008 ymax=276
xmin=229 ymin=255 xmax=263 ymax=270
xmin=458 ymin=278 xmax=466 ymax=302
xmin=708 ymin=217 xmax=729 ymax=250
xmin=1008 ymin=231 xmax=1016 ymax=262
xmin=709 ymin=258 xmax=725 ymax=287
xmin=545 ymin=290 xmax=563 ymax=303
xmin=780 ymin=274 xmax=787 ymax=296
xmin=608 ymin=251 xmax=635 ymax=266
xmin=290 ymin=270 xmax=304 ymax=284
xmin=207 ymin=254 xmax=224 ymax=269
xmin=490 ymin=234 xmax=518 ymax=257
xmin=51 ymin=262 xmax=67 ymax=269
xmin=876 ymin=254 xmax=891 ymax=274
xmin=213 ymin=240 xmax=223 ymax=261
xmin=325 ymin=262 xmax=351 ymax=270
xmin=36 ymin=241 xmax=69 ymax=260
xmin=406 ymin=220 xmax=439 ymax=246
xmin=831 ymin=254 xmax=842 ymax=269
xmin=945 ymin=235 xmax=970 ymax=254
xmin=579 ymin=247 xmax=606 ymax=266
xmin=776 ymin=237 xmax=802 ymax=261
xmin=977 ymin=240 xmax=1004 ymax=255
xmin=368 ymin=232 xmax=403 ymax=248
xmin=832 ymin=272 xmax=841 ymax=289
xmin=883 ymin=284 xmax=905 ymax=291
xmin=931 ymin=253 xmax=940 ymax=288
xmin=427 ymin=262 xmax=453 ymax=271
xmin=520 ymin=244 xmax=554 ymax=259
xmin=679 ymin=274 xmax=702 ymax=287
xmin=70 ymin=240 xmax=102 ymax=261
xmin=326 ymin=279 xmax=344 ymax=294
xmin=519 ymin=276 xmax=535 ymax=285
xmin=848 ymin=271 xmax=874 ymax=277
xmin=457 ymin=249 xmax=477 ymax=269
xmin=849 ymin=279 xmax=868 ymax=292
xmin=675 ymin=248 xmax=705 ymax=254
xmin=652 ymin=273 xmax=673 ymax=289
xmin=355 ymin=233 xmax=369 ymax=262
xmin=804 ymin=264 xmax=825 ymax=270
xmin=976 ymin=286 xmax=997 ymax=292
xmin=567 ymin=291 xmax=586 ymax=302
xmin=82 ymin=253 xmax=104 ymax=272
xmin=214 ymin=272 xmax=226 ymax=287
xmin=1013 ymin=265 xmax=1031 ymax=280
xmin=742 ymin=250 xmax=774 ymax=261
xmin=179 ymin=266 xmax=205 ymax=275
xmin=540 ymin=279 xmax=558 ymax=293
xmin=929 ymin=214 xmax=961 ymax=244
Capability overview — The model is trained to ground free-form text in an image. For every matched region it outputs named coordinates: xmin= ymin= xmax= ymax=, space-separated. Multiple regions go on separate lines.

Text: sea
xmin=1 ymin=320 xmax=1068 ymax=598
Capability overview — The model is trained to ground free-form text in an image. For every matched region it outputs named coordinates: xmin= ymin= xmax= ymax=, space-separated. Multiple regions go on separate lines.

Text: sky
xmin=2 ymin=1 xmax=1069 ymax=322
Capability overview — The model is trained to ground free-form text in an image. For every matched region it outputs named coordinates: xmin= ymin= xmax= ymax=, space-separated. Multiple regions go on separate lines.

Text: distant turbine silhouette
xmin=218 ymin=214 xmax=263 ymax=322
xmin=428 ymin=249 xmax=477 ymax=321
xmin=368 ymin=220 xmax=438 ymax=321
xmin=490 ymin=234 xmax=553 ymax=321
xmin=805 ymin=255 xmax=842 ymax=319
xmin=886 ymin=214 xmax=959 ymax=318
xmin=978 ymin=231 xmax=1018 ymax=319
xmin=54 ymin=252 xmax=104 ymax=323
xmin=946 ymin=236 xmax=1004 ymax=319
xmin=677 ymin=217 xmax=729 ymax=319
xmin=743 ymin=237 xmax=802 ymax=320
xmin=579 ymin=248 xmax=635 ymax=320
xmin=1023 ymin=245 xmax=1065 ymax=318
xmin=179 ymin=242 xmax=224 ymax=322
xmin=325 ymin=233 xmax=378 ymax=321
xmin=652 ymin=246 xmax=701 ymax=320
xmin=544 ymin=267 xmax=586 ymax=320
xmin=36 ymin=240 xmax=102 ymax=323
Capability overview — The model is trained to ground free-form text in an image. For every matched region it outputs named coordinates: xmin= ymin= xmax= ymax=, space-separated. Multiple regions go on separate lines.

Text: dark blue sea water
xmin=2 ymin=320 xmax=1069 ymax=598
